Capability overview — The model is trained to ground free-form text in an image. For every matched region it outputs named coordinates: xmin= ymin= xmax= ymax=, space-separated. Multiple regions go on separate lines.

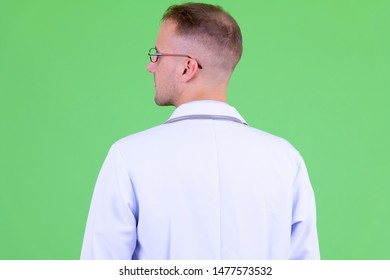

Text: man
xmin=81 ymin=3 xmax=320 ymax=260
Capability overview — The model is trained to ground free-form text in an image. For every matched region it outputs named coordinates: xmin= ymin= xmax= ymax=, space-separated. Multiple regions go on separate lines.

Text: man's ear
xmin=181 ymin=59 xmax=199 ymax=82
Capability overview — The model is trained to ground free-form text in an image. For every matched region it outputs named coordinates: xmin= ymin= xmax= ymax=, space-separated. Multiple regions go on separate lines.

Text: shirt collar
xmin=167 ymin=100 xmax=247 ymax=125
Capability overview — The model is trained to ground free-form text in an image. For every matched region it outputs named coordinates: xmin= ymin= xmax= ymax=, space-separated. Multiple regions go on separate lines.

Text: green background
xmin=1 ymin=0 xmax=389 ymax=259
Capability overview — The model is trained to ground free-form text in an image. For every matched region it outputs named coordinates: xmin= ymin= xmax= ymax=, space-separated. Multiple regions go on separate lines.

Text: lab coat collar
xmin=167 ymin=100 xmax=248 ymax=125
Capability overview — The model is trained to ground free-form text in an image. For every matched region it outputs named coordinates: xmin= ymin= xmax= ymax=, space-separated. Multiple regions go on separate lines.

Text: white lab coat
xmin=81 ymin=100 xmax=320 ymax=259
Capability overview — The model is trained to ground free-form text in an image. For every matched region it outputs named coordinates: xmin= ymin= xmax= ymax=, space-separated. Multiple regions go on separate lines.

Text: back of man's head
xmin=162 ymin=2 xmax=242 ymax=73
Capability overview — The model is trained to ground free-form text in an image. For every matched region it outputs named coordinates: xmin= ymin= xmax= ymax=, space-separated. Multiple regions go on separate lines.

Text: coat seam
xmin=211 ymin=120 xmax=222 ymax=259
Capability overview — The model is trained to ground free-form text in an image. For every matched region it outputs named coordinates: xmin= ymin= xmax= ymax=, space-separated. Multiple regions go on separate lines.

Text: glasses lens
xmin=148 ymin=48 xmax=158 ymax=62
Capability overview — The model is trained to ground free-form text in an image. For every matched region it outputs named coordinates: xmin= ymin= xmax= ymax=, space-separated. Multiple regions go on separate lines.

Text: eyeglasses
xmin=148 ymin=47 xmax=203 ymax=69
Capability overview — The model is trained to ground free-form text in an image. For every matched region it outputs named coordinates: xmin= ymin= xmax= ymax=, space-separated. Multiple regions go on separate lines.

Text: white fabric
xmin=81 ymin=100 xmax=320 ymax=260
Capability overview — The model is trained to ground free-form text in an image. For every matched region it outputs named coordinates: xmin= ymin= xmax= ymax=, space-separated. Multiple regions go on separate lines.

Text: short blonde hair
xmin=162 ymin=2 xmax=243 ymax=71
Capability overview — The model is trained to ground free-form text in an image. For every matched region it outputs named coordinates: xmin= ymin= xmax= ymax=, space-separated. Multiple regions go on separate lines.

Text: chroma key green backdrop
xmin=1 ymin=0 xmax=389 ymax=259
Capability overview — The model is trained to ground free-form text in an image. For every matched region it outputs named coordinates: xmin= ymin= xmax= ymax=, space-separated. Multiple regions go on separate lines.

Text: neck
xmin=175 ymin=89 xmax=227 ymax=107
